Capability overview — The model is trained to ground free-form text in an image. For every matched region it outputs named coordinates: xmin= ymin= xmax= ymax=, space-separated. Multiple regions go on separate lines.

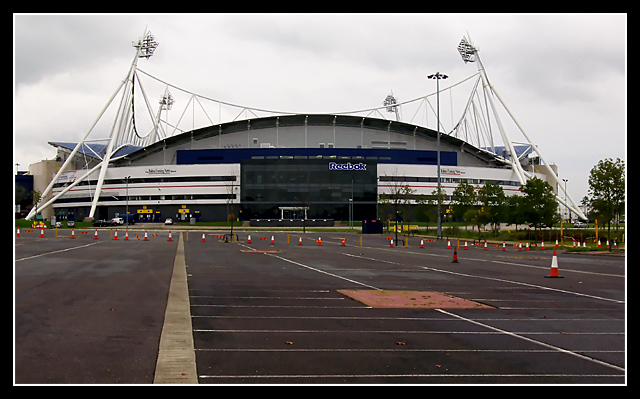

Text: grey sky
xmin=13 ymin=13 xmax=626 ymax=202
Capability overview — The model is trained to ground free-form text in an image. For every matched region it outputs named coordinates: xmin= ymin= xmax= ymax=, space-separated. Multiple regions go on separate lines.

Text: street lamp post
xmin=427 ymin=72 xmax=448 ymax=238
xmin=562 ymin=178 xmax=570 ymax=222
xmin=125 ymin=176 xmax=131 ymax=229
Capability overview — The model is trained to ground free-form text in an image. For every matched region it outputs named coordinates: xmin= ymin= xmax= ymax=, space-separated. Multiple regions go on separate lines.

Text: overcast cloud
xmin=13 ymin=13 xmax=626 ymax=203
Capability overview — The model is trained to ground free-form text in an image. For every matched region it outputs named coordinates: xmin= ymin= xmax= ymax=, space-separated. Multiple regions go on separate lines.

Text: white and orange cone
xmin=544 ymin=248 xmax=563 ymax=278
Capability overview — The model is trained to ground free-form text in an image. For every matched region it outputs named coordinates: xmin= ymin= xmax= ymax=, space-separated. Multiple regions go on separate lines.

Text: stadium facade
xmin=48 ymin=113 xmax=551 ymax=225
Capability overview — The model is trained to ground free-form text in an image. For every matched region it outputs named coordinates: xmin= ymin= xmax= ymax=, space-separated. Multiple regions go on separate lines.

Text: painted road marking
xmin=435 ymin=309 xmax=625 ymax=372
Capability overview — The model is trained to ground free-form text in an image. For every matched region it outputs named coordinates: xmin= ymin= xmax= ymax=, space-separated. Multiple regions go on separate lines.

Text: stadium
xmin=46 ymin=114 xmax=542 ymax=225
xmin=24 ymin=32 xmax=586 ymax=226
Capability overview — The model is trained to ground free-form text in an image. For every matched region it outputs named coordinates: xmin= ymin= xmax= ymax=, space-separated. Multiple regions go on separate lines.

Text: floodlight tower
xmin=26 ymin=29 xmax=159 ymax=221
xmin=456 ymin=34 xmax=587 ymax=220
xmin=383 ymin=91 xmax=400 ymax=121
xmin=159 ymin=88 xmax=175 ymax=138
xmin=86 ymin=29 xmax=159 ymax=220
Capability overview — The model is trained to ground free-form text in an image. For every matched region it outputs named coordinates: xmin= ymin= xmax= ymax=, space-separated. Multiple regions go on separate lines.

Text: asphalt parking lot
xmin=14 ymin=227 xmax=626 ymax=384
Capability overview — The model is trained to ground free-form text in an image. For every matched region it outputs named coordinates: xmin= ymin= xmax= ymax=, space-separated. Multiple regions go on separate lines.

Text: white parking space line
xmin=15 ymin=241 xmax=102 ymax=262
xmin=435 ymin=309 xmax=625 ymax=372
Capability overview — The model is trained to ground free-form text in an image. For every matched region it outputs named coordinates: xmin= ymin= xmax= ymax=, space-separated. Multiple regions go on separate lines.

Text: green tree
xmin=519 ymin=177 xmax=559 ymax=230
xmin=451 ymin=181 xmax=477 ymax=228
xmin=430 ymin=186 xmax=446 ymax=236
xmin=505 ymin=193 xmax=525 ymax=229
xmin=464 ymin=208 xmax=483 ymax=232
xmin=477 ymin=181 xmax=506 ymax=235
xmin=414 ymin=194 xmax=433 ymax=226
xmin=587 ymin=158 xmax=625 ymax=244
xmin=378 ymin=173 xmax=416 ymax=239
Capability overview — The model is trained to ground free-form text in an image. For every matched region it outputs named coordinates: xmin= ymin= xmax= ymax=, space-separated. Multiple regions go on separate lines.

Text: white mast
xmin=456 ymin=35 xmax=587 ymax=221
xmin=26 ymin=28 xmax=158 ymax=221
xmin=87 ymin=28 xmax=158 ymax=220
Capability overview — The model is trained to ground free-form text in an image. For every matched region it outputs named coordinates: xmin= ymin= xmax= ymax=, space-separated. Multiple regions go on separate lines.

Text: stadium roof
xmin=49 ymin=141 xmax=142 ymax=160
xmin=117 ymin=114 xmax=504 ymax=166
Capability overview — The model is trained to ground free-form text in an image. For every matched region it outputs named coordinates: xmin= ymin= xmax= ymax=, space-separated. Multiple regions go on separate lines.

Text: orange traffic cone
xmin=420 ymin=239 xmax=424 ymax=248
xmin=94 ymin=229 xmax=98 ymax=240
xmin=464 ymin=240 xmax=468 ymax=250
xmin=71 ymin=229 xmax=75 ymax=239
xmin=299 ymin=236 xmax=303 ymax=246
xmin=452 ymin=247 xmax=459 ymax=263
xmin=484 ymin=241 xmax=488 ymax=251
xmin=544 ymin=248 xmax=563 ymax=278
xmin=341 ymin=236 xmax=346 ymax=246
xmin=518 ymin=242 xmax=522 ymax=251
xmin=247 ymin=234 xmax=252 ymax=244
xmin=502 ymin=241 xmax=506 ymax=251
xmin=318 ymin=236 xmax=322 ymax=246
xmin=114 ymin=229 xmax=118 ymax=240
xmin=16 ymin=227 xmax=20 ymax=238
xmin=526 ymin=242 xmax=530 ymax=251
xmin=168 ymin=231 xmax=172 ymax=242
xmin=124 ymin=230 xmax=128 ymax=240
xmin=40 ymin=228 xmax=44 ymax=238
xmin=144 ymin=230 xmax=149 ymax=241
xmin=541 ymin=241 xmax=545 ymax=250
xmin=201 ymin=232 xmax=205 ymax=242
xmin=271 ymin=234 xmax=275 ymax=245
xmin=447 ymin=239 xmax=451 ymax=249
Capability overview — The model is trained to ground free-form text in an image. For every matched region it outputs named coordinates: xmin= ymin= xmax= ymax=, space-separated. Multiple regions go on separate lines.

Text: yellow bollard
xmin=186 ymin=230 xmax=189 ymax=242
xmin=360 ymin=236 xmax=362 ymax=246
